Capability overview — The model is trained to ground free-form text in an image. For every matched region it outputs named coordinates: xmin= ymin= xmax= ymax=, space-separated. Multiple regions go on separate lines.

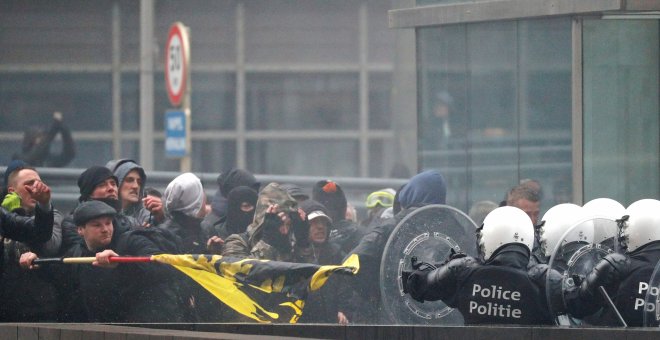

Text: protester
xmin=12 ymin=111 xmax=75 ymax=167
xmin=106 ymin=159 xmax=165 ymax=227
xmin=0 ymin=161 xmax=62 ymax=321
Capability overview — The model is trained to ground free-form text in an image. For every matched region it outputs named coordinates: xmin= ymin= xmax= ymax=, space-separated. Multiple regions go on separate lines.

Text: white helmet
xmin=479 ymin=206 xmax=534 ymax=261
xmin=582 ymin=198 xmax=625 ymax=220
xmin=539 ymin=203 xmax=590 ymax=257
xmin=582 ymin=198 xmax=626 ymax=244
xmin=621 ymin=199 xmax=660 ymax=253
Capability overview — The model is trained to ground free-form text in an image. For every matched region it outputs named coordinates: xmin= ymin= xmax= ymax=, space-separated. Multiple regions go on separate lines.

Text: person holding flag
xmin=20 ymin=200 xmax=191 ymax=322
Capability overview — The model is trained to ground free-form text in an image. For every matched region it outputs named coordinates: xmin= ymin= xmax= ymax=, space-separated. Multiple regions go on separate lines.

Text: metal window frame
xmin=388 ymin=0 xmax=660 ymax=28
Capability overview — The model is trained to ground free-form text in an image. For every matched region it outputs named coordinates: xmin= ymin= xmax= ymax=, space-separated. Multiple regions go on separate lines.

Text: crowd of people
xmin=0 ymin=158 xmax=659 ymax=327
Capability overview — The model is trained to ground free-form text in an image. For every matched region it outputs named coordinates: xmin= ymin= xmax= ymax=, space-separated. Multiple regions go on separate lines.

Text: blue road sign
xmin=165 ymin=110 xmax=187 ymax=158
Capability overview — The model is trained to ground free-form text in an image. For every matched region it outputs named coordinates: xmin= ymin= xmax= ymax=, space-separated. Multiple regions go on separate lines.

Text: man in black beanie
xmin=60 ymin=166 xmax=140 ymax=256
xmin=312 ymin=179 xmax=362 ymax=255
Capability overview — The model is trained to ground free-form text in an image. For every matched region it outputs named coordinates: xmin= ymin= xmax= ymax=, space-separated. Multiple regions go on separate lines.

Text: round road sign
xmin=165 ymin=22 xmax=189 ymax=107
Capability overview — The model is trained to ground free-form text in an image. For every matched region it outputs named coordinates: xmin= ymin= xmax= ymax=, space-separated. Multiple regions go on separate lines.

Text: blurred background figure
xmin=13 ymin=111 xmax=75 ymax=167
xmin=361 ymin=188 xmax=396 ymax=228
xmin=468 ymin=200 xmax=498 ymax=226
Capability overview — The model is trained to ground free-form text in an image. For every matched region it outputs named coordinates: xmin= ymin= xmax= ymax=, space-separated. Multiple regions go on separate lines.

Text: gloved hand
xmin=260 ymin=212 xmax=291 ymax=252
xmin=403 ymin=256 xmax=437 ymax=302
xmin=291 ymin=210 xmax=310 ymax=247
xmin=441 ymin=248 xmax=467 ymax=266
xmin=2 ymin=192 xmax=22 ymax=212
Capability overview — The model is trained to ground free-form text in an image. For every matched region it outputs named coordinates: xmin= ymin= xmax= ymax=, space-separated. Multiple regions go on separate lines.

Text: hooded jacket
xmin=222 ymin=183 xmax=297 ymax=261
xmin=111 ymin=160 xmax=151 ymax=226
xmin=345 ymin=170 xmax=447 ymax=323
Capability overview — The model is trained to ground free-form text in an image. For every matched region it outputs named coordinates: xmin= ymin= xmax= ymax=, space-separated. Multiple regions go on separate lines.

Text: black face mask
xmin=225 ymin=186 xmax=258 ymax=235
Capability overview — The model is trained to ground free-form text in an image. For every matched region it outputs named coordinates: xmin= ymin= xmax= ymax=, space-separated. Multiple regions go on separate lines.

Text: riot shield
xmin=380 ymin=204 xmax=478 ymax=324
xmin=546 ymin=217 xmax=620 ymax=325
xmin=642 ymin=259 xmax=660 ymax=326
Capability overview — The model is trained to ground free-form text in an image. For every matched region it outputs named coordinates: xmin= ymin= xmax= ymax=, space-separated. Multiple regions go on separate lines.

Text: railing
xmin=1 ymin=166 xmax=408 ymax=216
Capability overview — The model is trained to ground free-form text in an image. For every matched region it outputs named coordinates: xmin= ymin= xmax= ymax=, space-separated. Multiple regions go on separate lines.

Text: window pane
xmin=369 ymin=72 xmax=392 ymax=129
xmin=0 ymin=73 xmax=112 ymax=132
xmin=245 ymin=0 xmax=359 ymax=64
xmin=246 ymin=140 xmax=359 ymax=177
xmin=418 ymin=18 xmax=572 ymax=212
xmin=148 ymin=72 xmax=236 ymax=131
xmin=154 ymin=140 xmax=236 ymax=173
xmin=0 ymin=0 xmax=112 ymax=64
xmin=583 ymin=19 xmax=660 ymax=204
xmin=154 ymin=0 xmax=236 ymax=65
xmin=246 ymin=73 xmax=359 ymax=130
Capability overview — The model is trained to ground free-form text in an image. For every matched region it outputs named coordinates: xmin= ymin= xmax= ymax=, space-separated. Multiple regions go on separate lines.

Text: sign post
xmin=165 ymin=22 xmax=191 ymax=172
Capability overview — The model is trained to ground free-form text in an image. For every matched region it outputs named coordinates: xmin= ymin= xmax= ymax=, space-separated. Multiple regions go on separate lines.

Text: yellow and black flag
xmin=151 ymin=253 xmax=360 ymax=323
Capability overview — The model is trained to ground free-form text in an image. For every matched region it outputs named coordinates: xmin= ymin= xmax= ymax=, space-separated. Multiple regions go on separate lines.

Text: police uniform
xmin=577 ymin=242 xmax=660 ymax=327
xmin=406 ymin=244 xmax=555 ymax=325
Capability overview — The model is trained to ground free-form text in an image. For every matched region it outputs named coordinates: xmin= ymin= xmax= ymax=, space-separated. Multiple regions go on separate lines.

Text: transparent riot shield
xmin=546 ymin=217 xmax=620 ymax=325
xmin=642 ymin=259 xmax=660 ymax=326
xmin=380 ymin=204 xmax=478 ymax=324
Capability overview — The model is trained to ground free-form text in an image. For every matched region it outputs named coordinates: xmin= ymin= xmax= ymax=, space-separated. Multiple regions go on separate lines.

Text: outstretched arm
xmin=46 ymin=113 xmax=76 ymax=167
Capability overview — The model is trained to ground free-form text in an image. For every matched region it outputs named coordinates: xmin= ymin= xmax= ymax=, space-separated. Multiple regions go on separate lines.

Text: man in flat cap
xmin=21 ymin=200 xmax=190 ymax=323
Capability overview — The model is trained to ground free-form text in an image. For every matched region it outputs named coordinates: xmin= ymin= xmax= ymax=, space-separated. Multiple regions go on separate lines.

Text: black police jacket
xmin=408 ymin=244 xmax=555 ymax=325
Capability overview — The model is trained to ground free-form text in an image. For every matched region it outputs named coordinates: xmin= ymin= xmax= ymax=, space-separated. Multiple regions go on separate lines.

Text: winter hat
xmin=398 ymin=170 xmax=447 ymax=209
xmin=163 ymin=172 xmax=205 ymax=219
xmin=74 ymin=200 xmax=117 ymax=226
xmin=217 ymin=168 xmax=260 ymax=197
xmin=77 ymin=166 xmax=119 ymax=202
xmin=312 ymin=180 xmax=347 ymax=223
xmin=3 ymin=159 xmax=30 ymax=190
xmin=299 ymin=199 xmax=332 ymax=225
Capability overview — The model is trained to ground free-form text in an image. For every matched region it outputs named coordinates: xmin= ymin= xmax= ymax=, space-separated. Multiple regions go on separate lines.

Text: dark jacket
xmin=577 ymin=241 xmax=660 ymax=327
xmin=0 ymin=207 xmax=62 ymax=322
xmin=60 ymin=200 xmax=139 ymax=256
xmin=407 ymin=244 xmax=555 ymax=325
xmin=59 ymin=226 xmax=189 ymax=323
xmin=294 ymin=240 xmax=350 ymax=324
xmin=161 ymin=212 xmax=208 ymax=254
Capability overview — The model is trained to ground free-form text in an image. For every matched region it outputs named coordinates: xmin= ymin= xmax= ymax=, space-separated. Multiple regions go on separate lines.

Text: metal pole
xmin=180 ymin=25 xmax=192 ymax=173
xmin=111 ymin=1 xmax=122 ymax=160
xmin=139 ymin=0 xmax=155 ymax=171
xmin=236 ymin=2 xmax=246 ymax=169
xmin=359 ymin=3 xmax=369 ymax=177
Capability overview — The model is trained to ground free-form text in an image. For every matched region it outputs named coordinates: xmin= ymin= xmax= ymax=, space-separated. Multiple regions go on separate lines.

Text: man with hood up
xmin=222 ymin=182 xmax=307 ymax=262
xmin=346 ymin=169 xmax=448 ymax=323
xmin=204 ymin=186 xmax=258 ymax=242
xmin=203 ymin=168 xmax=260 ymax=235
xmin=106 ymin=159 xmax=164 ymax=227
xmin=160 ymin=172 xmax=210 ymax=254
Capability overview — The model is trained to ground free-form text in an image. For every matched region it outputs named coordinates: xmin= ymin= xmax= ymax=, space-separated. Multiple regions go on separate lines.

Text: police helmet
xmin=538 ymin=203 xmax=589 ymax=257
xmin=582 ymin=198 xmax=625 ymax=220
xmin=621 ymin=199 xmax=660 ymax=253
xmin=479 ymin=206 xmax=534 ymax=261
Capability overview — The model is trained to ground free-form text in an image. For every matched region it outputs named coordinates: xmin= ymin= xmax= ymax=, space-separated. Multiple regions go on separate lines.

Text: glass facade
xmin=582 ymin=19 xmax=660 ymax=205
xmin=418 ymin=18 xmax=573 ymax=213
xmin=0 ymin=0 xmax=397 ymax=177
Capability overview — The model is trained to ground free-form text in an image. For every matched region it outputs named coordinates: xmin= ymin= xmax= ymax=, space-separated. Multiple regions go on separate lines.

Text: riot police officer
xmin=404 ymin=206 xmax=556 ymax=325
xmin=576 ymin=199 xmax=660 ymax=327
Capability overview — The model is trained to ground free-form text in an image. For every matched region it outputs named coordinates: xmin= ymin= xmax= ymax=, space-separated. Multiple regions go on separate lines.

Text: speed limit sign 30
xmin=165 ymin=22 xmax=190 ymax=107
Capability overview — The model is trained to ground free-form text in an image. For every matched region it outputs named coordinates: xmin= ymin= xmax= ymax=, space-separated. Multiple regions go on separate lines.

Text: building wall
xmin=0 ymin=0 xmax=413 ymax=179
